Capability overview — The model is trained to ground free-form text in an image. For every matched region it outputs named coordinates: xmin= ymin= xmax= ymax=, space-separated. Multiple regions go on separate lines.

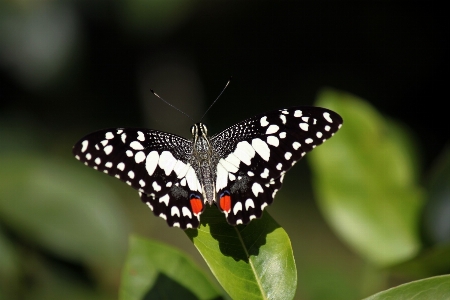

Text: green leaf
xmin=309 ymin=89 xmax=424 ymax=266
xmin=185 ymin=206 xmax=297 ymax=300
xmin=363 ymin=275 xmax=450 ymax=300
xmin=119 ymin=235 xmax=222 ymax=300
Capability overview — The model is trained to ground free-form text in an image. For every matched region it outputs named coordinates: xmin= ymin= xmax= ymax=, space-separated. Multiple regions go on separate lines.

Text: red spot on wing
xmin=190 ymin=198 xmax=203 ymax=216
xmin=219 ymin=195 xmax=231 ymax=213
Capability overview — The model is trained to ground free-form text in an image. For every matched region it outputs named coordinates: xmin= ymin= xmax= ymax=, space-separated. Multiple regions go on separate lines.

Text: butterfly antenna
xmin=150 ymin=89 xmax=195 ymax=122
xmin=200 ymin=76 xmax=232 ymax=122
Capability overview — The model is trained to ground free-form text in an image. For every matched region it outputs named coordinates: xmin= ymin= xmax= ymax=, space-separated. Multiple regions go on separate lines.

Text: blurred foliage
xmin=310 ymin=89 xmax=424 ymax=267
xmin=1 ymin=0 xmax=449 ymax=299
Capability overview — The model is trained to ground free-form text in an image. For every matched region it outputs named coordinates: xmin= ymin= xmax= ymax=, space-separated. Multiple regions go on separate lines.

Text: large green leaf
xmin=363 ymin=275 xmax=450 ymax=300
xmin=185 ymin=206 xmax=297 ymax=300
xmin=120 ymin=235 xmax=222 ymax=300
xmin=309 ymin=89 xmax=424 ymax=266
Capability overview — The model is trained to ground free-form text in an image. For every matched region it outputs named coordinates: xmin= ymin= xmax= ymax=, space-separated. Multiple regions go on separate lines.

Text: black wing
xmin=210 ymin=107 xmax=343 ymax=225
xmin=73 ymin=128 xmax=204 ymax=229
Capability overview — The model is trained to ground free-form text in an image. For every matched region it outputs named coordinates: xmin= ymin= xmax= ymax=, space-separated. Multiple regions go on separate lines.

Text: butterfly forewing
xmin=72 ymin=129 xmax=204 ymax=229
xmin=211 ymin=107 xmax=343 ymax=225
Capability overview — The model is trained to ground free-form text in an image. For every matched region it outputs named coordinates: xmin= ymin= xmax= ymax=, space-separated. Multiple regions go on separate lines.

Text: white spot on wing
xmin=105 ymin=132 xmax=114 ymax=140
xmin=126 ymin=150 xmax=133 ymax=157
xmin=225 ymin=153 xmax=241 ymax=167
xmin=121 ymin=133 xmax=127 ymax=143
xmin=159 ymin=151 xmax=177 ymax=176
xmin=245 ymin=199 xmax=255 ymax=210
xmin=130 ymin=141 xmax=144 ymax=150
xmin=233 ymin=202 xmax=243 ymax=214
xmin=325 ymin=125 xmax=331 ymax=131
xmin=81 ymin=140 xmax=89 ymax=153
xmin=95 ymin=157 xmax=101 ymax=165
xmin=105 ymin=162 xmax=113 ymax=168
xmin=305 ymin=138 xmax=313 ymax=144
xmin=216 ymin=163 xmax=228 ymax=191
xmin=292 ymin=142 xmax=301 ymax=150
xmin=174 ymin=160 xmax=189 ymax=178
xmin=182 ymin=207 xmax=192 ymax=218
xmin=139 ymin=179 xmax=146 ymax=187
xmin=251 ymin=182 xmax=264 ymax=197
xmin=294 ymin=110 xmax=302 ymax=117
xmin=323 ymin=112 xmax=333 ymax=123
xmin=260 ymin=168 xmax=269 ymax=178
xmin=137 ymin=131 xmax=145 ymax=141
xmin=265 ymin=124 xmax=279 ymax=134
xmin=152 ymin=181 xmax=161 ymax=192
xmin=159 ymin=194 xmax=169 ymax=205
xmin=145 ymin=151 xmax=159 ymax=176
xmin=219 ymin=158 xmax=239 ymax=173
xmin=300 ymin=123 xmax=309 ymax=131
xmin=261 ymin=202 xmax=268 ymax=210
xmin=280 ymin=115 xmax=286 ymax=124
xmin=186 ymin=167 xmax=199 ymax=192
xmin=279 ymin=132 xmax=286 ymax=139
xmin=260 ymin=116 xmax=269 ymax=127
xmin=276 ymin=163 xmax=282 ymax=170
xmin=104 ymin=145 xmax=113 ymax=155
xmin=135 ymin=151 xmax=146 ymax=163
xmin=128 ymin=170 xmax=135 ymax=179
xmin=316 ymin=132 xmax=323 ymax=138
xmin=117 ymin=162 xmax=125 ymax=171
xmin=234 ymin=141 xmax=255 ymax=165
xmin=285 ymin=152 xmax=292 ymax=160
xmin=171 ymin=206 xmax=180 ymax=217
xmin=252 ymin=138 xmax=270 ymax=161
xmin=267 ymin=136 xmax=279 ymax=147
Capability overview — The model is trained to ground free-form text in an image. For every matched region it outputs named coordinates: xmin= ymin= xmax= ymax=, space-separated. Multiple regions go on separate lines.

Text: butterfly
xmin=73 ymin=106 xmax=342 ymax=229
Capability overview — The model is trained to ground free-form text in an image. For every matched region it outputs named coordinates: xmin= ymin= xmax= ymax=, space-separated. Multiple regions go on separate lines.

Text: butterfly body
xmin=73 ymin=106 xmax=342 ymax=229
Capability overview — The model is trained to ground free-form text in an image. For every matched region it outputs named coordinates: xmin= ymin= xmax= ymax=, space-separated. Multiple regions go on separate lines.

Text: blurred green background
xmin=0 ymin=1 xmax=448 ymax=299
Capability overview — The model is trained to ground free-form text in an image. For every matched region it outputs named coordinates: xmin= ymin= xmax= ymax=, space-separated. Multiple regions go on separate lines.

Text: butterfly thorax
xmin=190 ymin=123 xmax=218 ymax=206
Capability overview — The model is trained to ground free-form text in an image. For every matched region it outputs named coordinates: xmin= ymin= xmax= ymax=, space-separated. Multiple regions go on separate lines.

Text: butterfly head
xmin=191 ymin=123 xmax=208 ymax=138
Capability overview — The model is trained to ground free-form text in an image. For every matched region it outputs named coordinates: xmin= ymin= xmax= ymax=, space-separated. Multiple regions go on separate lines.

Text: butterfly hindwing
xmin=72 ymin=128 xmax=204 ymax=229
xmin=211 ymin=107 xmax=343 ymax=225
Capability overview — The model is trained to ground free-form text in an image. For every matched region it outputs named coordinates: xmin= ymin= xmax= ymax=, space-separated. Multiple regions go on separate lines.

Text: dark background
xmin=0 ymin=1 xmax=448 ymax=299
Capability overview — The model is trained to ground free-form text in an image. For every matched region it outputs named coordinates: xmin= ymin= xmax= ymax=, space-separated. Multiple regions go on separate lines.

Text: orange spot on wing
xmin=219 ymin=195 xmax=231 ymax=213
xmin=190 ymin=198 xmax=203 ymax=215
